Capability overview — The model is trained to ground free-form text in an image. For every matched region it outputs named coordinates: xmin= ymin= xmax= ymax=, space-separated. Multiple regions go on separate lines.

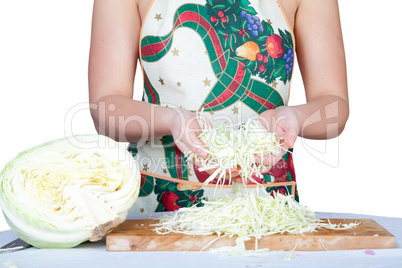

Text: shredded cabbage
xmin=186 ymin=114 xmax=284 ymax=186
xmin=0 ymin=135 xmax=140 ymax=248
xmin=160 ymin=113 xmax=358 ymax=254
xmin=153 ymin=192 xmax=359 ymax=252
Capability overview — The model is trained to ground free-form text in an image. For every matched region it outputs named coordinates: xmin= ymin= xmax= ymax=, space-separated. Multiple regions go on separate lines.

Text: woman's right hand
xmin=165 ymin=107 xmax=210 ymax=160
xmin=165 ymin=107 xmax=241 ymax=182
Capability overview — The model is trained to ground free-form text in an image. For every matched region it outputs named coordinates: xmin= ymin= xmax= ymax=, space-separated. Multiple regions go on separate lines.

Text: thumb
xmin=187 ymin=115 xmax=209 ymax=159
xmin=284 ymin=133 xmax=297 ymax=148
xmin=186 ymin=131 xmax=209 ymax=159
xmin=280 ymin=122 xmax=298 ymax=148
xmin=174 ymin=137 xmax=208 ymax=161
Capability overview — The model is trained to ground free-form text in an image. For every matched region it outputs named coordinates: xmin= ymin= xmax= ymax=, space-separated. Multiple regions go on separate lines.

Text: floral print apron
xmin=128 ymin=0 xmax=297 ymax=215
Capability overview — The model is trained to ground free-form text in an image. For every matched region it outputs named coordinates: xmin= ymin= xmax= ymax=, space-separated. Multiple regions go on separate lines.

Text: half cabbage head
xmin=0 ymin=135 xmax=140 ymax=248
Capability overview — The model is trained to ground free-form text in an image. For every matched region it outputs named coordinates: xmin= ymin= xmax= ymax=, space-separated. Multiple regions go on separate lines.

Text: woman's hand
xmin=255 ymin=106 xmax=300 ymax=171
xmin=165 ymin=108 xmax=210 ymax=160
xmin=166 ymin=108 xmax=241 ymax=181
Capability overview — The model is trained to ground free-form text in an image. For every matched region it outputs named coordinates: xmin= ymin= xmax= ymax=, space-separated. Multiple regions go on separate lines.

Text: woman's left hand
xmin=254 ymin=106 xmax=300 ymax=171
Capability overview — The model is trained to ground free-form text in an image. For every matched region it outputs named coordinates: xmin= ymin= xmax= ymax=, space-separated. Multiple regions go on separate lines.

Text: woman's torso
xmin=129 ymin=0 xmax=299 ymax=214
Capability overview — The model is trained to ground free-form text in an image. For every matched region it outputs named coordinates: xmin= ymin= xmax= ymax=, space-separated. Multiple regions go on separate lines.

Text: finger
xmin=195 ymin=146 xmax=208 ymax=159
xmin=185 ymin=117 xmax=210 ymax=159
xmin=174 ymin=140 xmax=192 ymax=159
xmin=284 ymin=132 xmax=297 ymax=148
xmin=276 ymin=117 xmax=298 ymax=149
xmin=276 ymin=125 xmax=286 ymax=138
xmin=226 ymin=170 xmax=240 ymax=177
xmin=175 ymin=136 xmax=207 ymax=161
xmin=231 ymin=176 xmax=243 ymax=183
xmin=196 ymin=114 xmax=213 ymax=129
xmin=189 ymin=155 xmax=207 ymax=168
xmin=280 ymin=124 xmax=297 ymax=148
xmin=184 ymin=131 xmax=208 ymax=159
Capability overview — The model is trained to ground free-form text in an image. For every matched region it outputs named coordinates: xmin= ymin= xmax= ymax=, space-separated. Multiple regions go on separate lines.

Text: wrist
xmin=289 ymin=105 xmax=303 ymax=133
xmin=158 ymin=106 xmax=179 ymax=135
xmin=291 ymin=95 xmax=349 ymax=139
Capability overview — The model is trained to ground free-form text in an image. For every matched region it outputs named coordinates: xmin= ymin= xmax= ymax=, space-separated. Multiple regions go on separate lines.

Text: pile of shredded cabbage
xmin=153 ymin=192 xmax=359 ymax=253
xmin=186 ymin=115 xmax=283 ymax=186
xmin=154 ymin=192 xmax=357 ymax=237
xmin=171 ymin=113 xmax=358 ymax=254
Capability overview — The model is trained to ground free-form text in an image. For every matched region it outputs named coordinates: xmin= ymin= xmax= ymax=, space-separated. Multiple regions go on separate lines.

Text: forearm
xmin=293 ymin=94 xmax=349 ymax=140
xmin=90 ymin=94 xmax=174 ymax=142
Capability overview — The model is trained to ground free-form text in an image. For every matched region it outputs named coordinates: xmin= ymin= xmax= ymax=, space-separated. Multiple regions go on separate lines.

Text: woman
xmin=88 ymin=0 xmax=348 ymax=213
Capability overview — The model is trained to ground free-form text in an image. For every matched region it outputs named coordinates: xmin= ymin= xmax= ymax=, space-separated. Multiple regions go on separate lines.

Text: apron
xmin=129 ymin=0 xmax=297 ymax=214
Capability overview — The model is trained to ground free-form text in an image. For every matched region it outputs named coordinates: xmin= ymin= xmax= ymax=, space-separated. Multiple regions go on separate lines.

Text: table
xmin=1 ymin=212 xmax=401 ymax=267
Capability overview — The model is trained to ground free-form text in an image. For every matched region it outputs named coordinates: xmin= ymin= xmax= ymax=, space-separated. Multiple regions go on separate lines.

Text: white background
xmin=0 ymin=0 xmax=401 ymax=231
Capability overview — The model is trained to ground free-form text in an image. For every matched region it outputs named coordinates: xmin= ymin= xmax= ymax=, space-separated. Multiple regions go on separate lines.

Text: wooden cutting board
xmin=106 ymin=219 xmax=395 ymax=251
